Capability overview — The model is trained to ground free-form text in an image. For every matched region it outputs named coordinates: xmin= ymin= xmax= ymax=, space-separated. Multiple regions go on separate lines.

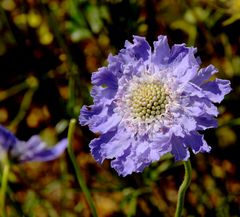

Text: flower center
xmin=128 ymin=83 xmax=169 ymax=121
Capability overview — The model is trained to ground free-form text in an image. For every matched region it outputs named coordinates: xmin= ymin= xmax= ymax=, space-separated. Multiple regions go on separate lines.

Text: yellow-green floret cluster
xmin=129 ymin=83 xmax=169 ymax=120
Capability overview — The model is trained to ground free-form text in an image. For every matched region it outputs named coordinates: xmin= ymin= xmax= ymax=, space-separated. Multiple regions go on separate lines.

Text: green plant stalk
xmin=174 ymin=160 xmax=192 ymax=217
xmin=67 ymin=119 xmax=98 ymax=217
xmin=0 ymin=4 xmax=17 ymax=44
xmin=0 ymin=161 xmax=10 ymax=217
xmin=0 ymin=82 xmax=29 ymax=101
xmin=9 ymin=88 xmax=37 ymax=131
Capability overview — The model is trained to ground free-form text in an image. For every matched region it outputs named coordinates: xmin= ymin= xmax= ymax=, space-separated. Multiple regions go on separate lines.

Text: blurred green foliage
xmin=0 ymin=0 xmax=240 ymax=216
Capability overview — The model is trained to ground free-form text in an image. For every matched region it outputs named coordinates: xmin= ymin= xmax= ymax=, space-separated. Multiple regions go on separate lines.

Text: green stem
xmin=0 ymin=161 xmax=10 ymax=217
xmin=0 ymin=82 xmax=28 ymax=101
xmin=67 ymin=119 xmax=98 ymax=217
xmin=9 ymin=87 xmax=37 ymax=131
xmin=0 ymin=5 xmax=17 ymax=44
xmin=174 ymin=160 xmax=192 ymax=217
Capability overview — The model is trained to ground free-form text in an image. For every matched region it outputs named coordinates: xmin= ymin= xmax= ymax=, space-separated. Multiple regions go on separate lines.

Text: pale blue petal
xmin=124 ymin=36 xmax=151 ymax=61
xmin=171 ymin=136 xmax=190 ymax=161
xmin=185 ymin=132 xmax=211 ymax=154
xmin=91 ymin=67 xmax=118 ymax=100
xmin=196 ymin=115 xmax=218 ymax=130
xmin=80 ymin=104 xmax=121 ymax=134
xmin=111 ymin=141 xmax=151 ymax=177
xmin=21 ymin=138 xmax=67 ymax=162
xmin=191 ymin=65 xmax=218 ymax=85
xmin=171 ymin=47 xmax=200 ymax=83
xmin=152 ymin=35 xmax=170 ymax=65
xmin=79 ymin=105 xmax=103 ymax=126
xmin=89 ymin=129 xmax=118 ymax=163
xmin=202 ymin=78 xmax=232 ymax=103
xmin=149 ymin=134 xmax=172 ymax=161
xmin=111 ymin=147 xmax=134 ymax=176
xmin=183 ymin=82 xmax=205 ymax=98
xmin=11 ymin=136 xmax=67 ymax=162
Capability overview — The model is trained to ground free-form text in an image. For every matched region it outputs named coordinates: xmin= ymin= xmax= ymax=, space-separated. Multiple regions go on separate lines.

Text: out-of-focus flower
xmin=80 ymin=35 xmax=231 ymax=176
xmin=0 ymin=125 xmax=67 ymax=163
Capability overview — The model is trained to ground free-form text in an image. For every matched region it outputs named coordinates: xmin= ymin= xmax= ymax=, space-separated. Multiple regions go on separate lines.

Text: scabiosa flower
xmin=80 ymin=35 xmax=231 ymax=176
xmin=0 ymin=125 xmax=67 ymax=163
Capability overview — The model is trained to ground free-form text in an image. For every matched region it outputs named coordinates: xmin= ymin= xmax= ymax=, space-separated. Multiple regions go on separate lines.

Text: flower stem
xmin=0 ymin=161 xmax=10 ymax=217
xmin=174 ymin=160 xmax=192 ymax=217
xmin=9 ymin=87 xmax=37 ymax=132
xmin=67 ymin=119 xmax=98 ymax=217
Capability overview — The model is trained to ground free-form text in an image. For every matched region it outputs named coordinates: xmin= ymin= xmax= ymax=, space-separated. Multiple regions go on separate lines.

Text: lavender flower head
xmin=80 ymin=35 xmax=231 ymax=176
xmin=0 ymin=125 xmax=67 ymax=163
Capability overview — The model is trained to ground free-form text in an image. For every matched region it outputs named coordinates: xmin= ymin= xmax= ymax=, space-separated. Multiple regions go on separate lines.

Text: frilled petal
xmin=181 ymin=115 xmax=197 ymax=133
xmin=152 ymin=35 xmax=170 ymax=65
xmin=111 ymin=140 xmax=151 ymax=176
xmin=91 ymin=67 xmax=118 ymax=102
xmin=185 ymin=132 xmax=211 ymax=153
xmin=201 ymin=78 xmax=232 ymax=103
xmin=92 ymin=112 xmax=121 ymax=134
xmin=183 ymin=82 xmax=205 ymax=98
xmin=201 ymin=98 xmax=219 ymax=116
xmin=89 ymin=130 xmax=117 ymax=163
xmin=80 ymin=105 xmax=103 ymax=126
xmin=171 ymin=136 xmax=190 ymax=161
xmin=107 ymin=54 xmax=124 ymax=78
xmin=149 ymin=133 xmax=172 ymax=161
xmin=124 ymin=36 xmax=151 ymax=61
xmin=196 ymin=115 xmax=218 ymax=130
xmin=167 ymin=113 xmax=197 ymax=137
xmin=169 ymin=44 xmax=200 ymax=65
xmin=80 ymin=104 xmax=121 ymax=134
xmin=191 ymin=65 xmax=218 ymax=86
xmin=183 ymin=97 xmax=206 ymax=117
xmin=89 ymin=127 xmax=131 ymax=164
xmin=110 ymin=134 xmax=172 ymax=176
xmin=10 ymin=136 xmax=67 ymax=162
xmin=171 ymin=47 xmax=200 ymax=83
xmin=183 ymin=96 xmax=219 ymax=117
xmin=111 ymin=147 xmax=135 ymax=176
xmin=169 ymin=44 xmax=188 ymax=62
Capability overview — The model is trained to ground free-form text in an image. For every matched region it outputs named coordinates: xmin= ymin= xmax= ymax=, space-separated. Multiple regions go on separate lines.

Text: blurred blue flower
xmin=80 ymin=35 xmax=231 ymax=176
xmin=0 ymin=125 xmax=67 ymax=163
